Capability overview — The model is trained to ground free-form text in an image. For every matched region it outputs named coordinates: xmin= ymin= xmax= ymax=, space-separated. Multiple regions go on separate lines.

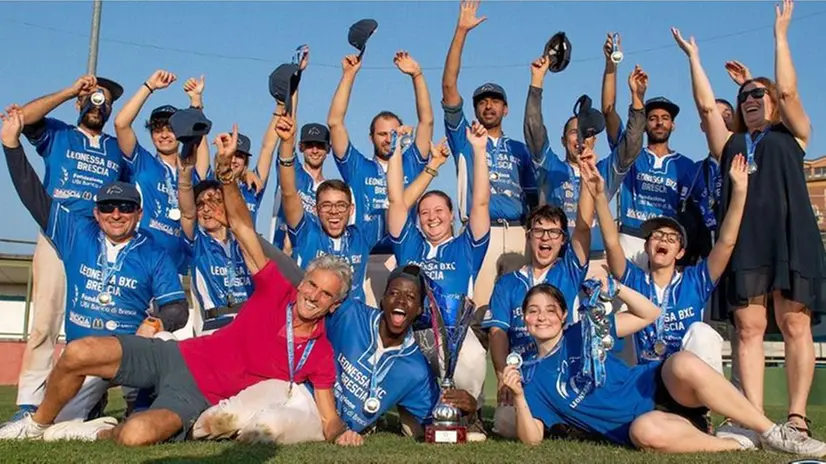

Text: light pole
xmin=86 ymin=0 xmax=103 ymax=75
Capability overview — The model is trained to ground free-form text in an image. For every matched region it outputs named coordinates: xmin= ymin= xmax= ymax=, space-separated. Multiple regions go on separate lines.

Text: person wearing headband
xmin=674 ymin=0 xmax=825 ymax=441
xmin=0 ymin=107 xmax=188 ymax=438
xmin=8 ymin=74 xmax=128 ymax=423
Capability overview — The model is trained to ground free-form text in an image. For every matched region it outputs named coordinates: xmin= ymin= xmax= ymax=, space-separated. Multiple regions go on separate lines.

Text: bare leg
xmin=32 ymin=337 xmax=123 ymax=426
xmin=661 ymin=351 xmax=774 ymax=434
xmin=733 ymin=299 xmax=768 ymax=413
xmin=99 ymin=409 xmax=182 ymax=446
xmin=773 ymin=291 xmax=814 ymax=431
xmin=630 ymin=411 xmax=742 ymax=453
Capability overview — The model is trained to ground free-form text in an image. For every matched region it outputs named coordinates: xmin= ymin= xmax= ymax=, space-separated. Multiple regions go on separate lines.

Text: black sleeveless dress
xmin=712 ymin=124 xmax=826 ymax=321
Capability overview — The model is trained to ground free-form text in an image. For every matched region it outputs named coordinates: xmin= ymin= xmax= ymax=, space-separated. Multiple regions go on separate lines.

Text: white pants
xmin=192 ymin=379 xmax=323 ymax=445
xmin=474 ymin=224 xmax=528 ymax=310
xmin=53 ymin=376 xmax=109 ymax=423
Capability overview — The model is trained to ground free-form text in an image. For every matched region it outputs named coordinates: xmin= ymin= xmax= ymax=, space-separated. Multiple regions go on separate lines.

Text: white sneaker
xmin=0 ymin=413 xmax=48 ymax=440
xmin=716 ymin=420 xmax=760 ymax=450
xmin=761 ymin=423 xmax=826 ymax=457
xmin=43 ymin=417 xmax=117 ymax=442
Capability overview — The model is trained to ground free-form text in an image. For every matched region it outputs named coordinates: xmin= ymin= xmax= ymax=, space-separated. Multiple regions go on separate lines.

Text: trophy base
xmin=425 ymin=425 xmax=467 ymax=444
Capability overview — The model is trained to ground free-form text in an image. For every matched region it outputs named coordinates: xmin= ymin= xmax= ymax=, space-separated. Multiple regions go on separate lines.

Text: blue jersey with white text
xmin=326 ymin=299 xmax=440 ymax=432
xmin=390 ymin=218 xmax=489 ymax=327
xmin=288 ymin=213 xmax=384 ymax=302
xmin=25 ymin=118 xmax=125 ymax=215
xmin=686 ymin=156 xmax=721 ymax=232
xmin=621 ymin=259 xmax=716 ymax=363
xmin=522 ymin=317 xmax=660 ymax=446
xmin=482 ymin=244 xmax=587 ymax=356
xmin=125 ymin=144 xmax=190 ymax=274
xmin=46 ymin=202 xmax=186 ymax=341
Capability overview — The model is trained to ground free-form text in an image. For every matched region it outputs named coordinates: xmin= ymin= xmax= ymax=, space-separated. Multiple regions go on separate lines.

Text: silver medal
xmin=601 ymin=335 xmax=615 ymax=350
xmin=98 ymin=292 xmax=112 ymax=305
xmin=654 ymin=340 xmax=667 ymax=356
xmin=364 ymin=397 xmax=381 ymax=415
xmin=167 ymin=208 xmax=181 ymax=221
xmin=747 ymin=160 xmax=758 ymax=175
xmin=610 ymin=33 xmax=623 ymax=64
xmin=506 ymin=352 xmax=523 ymax=369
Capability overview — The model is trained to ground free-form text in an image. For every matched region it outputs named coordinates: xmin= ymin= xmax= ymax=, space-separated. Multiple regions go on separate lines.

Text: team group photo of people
xmin=0 ymin=0 xmax=825 ymax=461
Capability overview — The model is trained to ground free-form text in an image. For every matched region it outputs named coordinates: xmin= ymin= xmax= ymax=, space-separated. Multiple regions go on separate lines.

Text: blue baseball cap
xmin=645 ymin=97 xmax=680 ymax=119
xmin=150 ymin=105 xmax=177 ymax=121
xmin=96 ymin=182 xmax=141 ymax=205
xmin=473 ymin=83 xmax=507 ymax=105
xmin=300 ymin=123 xmax=330 ymax=145
xmin=169 ymin=108 xmax=212 ymax=141
xmin=236 ymin=134 xmax=252 ymax=156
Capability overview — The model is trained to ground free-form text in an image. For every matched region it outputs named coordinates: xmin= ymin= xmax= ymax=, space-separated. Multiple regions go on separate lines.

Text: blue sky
xmin=1 ymin=1 xmax=824 ymax=255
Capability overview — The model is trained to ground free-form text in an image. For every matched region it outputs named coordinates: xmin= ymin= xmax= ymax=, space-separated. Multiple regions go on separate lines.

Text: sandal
xmin=787 ymin=413 xmax=813 ymax=437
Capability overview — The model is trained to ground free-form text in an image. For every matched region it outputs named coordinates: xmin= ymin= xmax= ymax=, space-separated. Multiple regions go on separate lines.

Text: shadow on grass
xmin=143 ymin=442 xmax=276 ymax=464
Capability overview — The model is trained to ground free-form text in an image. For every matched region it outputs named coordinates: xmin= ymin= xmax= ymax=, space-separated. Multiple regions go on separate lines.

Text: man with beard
xmin=441 ymin=0 xmax=538 ymax=309
xmin=10 ymin=75 xmax=128 ymax=421
xmin=327 ymin=50 xmax=434 ymax=307
xmin=277 ymin=115 xmax=383 ymax=302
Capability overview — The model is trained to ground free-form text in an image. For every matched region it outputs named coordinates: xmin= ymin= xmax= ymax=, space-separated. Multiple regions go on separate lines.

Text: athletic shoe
xmin=8 ymin=405 xmax=37 ymax=423
xmin=43 ymin=417 xmax=117 ymax=442
xmin=0 ymin=413 xmax=48 ymax=440
xmin=760 ymin=423 xmax=826 ymax=457
xmin=716 ymin=419 xmax=760 ymax=450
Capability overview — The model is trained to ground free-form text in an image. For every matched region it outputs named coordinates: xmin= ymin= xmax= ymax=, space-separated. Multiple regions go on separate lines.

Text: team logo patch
xmin=309 ymin=127 xmax=321 ymax=136
xmin=106 ymin=185 xmax=123 ymax=195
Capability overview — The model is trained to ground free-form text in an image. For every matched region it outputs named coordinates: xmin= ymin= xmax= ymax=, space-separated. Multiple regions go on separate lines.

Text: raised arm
xmin=394 ymin=52 xmax=434 ymax=159
xmin=612 ymin=279 xmax=662 ymax=338
xmin=442 ymin=0 xmax=487 ymax=107
xmin=388 ymin=137 xmax=450 ymax=237
xmin=21 ymin=75 xmax=96 ymax=126
xmin=2 ymin=107 xmax=52 ymax=230
xmin=402 ymin=139 xmax=449 ymax=208
xmin=774 ymin=0 xmax=811 ymax=144
xmin=177 ymin=143 xmax=199 ymax=241
xmin=615 ymin=66 xmax=648 ymax=170
xmin=114 ymin=70 xmax=177 ymax=158
xmin=601 ymin=33 xmax=623 ymax=145
xmin=581 ymin=160 xmax=626 ymax=278
xmin=672 ymin=28 xmax=731 ymax=159
xmin=274 ymin=115 xmax=304 ymax=229
xmin=181 ymin=75 xmax=211 ymax=179
xmin=327 ymin=55 xmax=362 ymax=159
xmin=707 ymin=154 xmax=748 ymax=281
xmin=570 ymin=151 xmax=596 ymax=266
xmin=467 ymin=121 xmax=491 ymax=240
xmin=523 ymin=56 xmax=551 ymax=161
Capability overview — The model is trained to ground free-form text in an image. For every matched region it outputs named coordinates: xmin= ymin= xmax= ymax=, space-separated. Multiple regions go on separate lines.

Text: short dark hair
xmin=316 ymin=179 xmax=352 ymax=203
xmin=193 ymin=180 xmax=222 ymax=202
xmin=369 ymin=111 xmax=402 ymax=135
xmin=144 ymin=117 xmax=172 ymax=132
xmin=562 ymin=116 xmax=577 ymax=139
xmin=522 ymin=283 xmax=568 ymax=317
xmin=527 ymin=205 xmax=568 ymax=232
xmin=715 ymin=98 xmax=734 ymax=113
xmin=416 ymin=190 xmax=453 ymax=215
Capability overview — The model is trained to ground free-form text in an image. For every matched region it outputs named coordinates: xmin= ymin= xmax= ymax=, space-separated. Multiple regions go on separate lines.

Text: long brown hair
xmin=733 ymin=77 xmax=782 ymax=134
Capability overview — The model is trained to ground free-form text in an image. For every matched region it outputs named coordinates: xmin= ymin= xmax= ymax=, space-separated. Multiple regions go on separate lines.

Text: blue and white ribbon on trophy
xmin=579 ymin=277 xmax=619 ymax=388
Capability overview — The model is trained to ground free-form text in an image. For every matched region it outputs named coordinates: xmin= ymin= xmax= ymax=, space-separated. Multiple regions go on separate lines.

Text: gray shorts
xmin=112 ymin=335 xmax=211 ymax=441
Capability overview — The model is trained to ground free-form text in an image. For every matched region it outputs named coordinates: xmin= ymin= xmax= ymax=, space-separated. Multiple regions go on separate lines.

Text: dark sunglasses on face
xmin=738 ymin=87 xmax=767 ymax=104
xmin=97 ymin=201 xmax=139 ymax=214
xmin=530 ymin=227 xmax=564 ymax=240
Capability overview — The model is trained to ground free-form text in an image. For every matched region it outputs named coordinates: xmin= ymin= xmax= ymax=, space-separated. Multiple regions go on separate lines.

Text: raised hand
xmin=146 ymin=70 xmax=177 ymax=92
xmin=0 ymin=105 xmax=24 ymax=147
xmin=298 ymin=45 xmax=310 ymax=71
xmin=671 ymin=27 xmax=699 ymax=58
xmin=244 ymin=170 xmax=264 ymax=194
xmin=183 ymin=75 xmax=206 ymax=99
xmin=530 ymin=56 xmax=550 ymax=81
xmin=202 ymin=190 xmax=229 ymax=227
xmin=501 ymin=365 xmax=524 ymax=397
xmin=466 ymin=120 xmax=488 ymax=151
xmin=393 ymin=51 xmax=422 ymax=77
xmin=71 ymin=75 xmax=98 ymax=98
xmin=628 ymin=65 xmax=649 ymax=100
xmin=775 ymin=0 xmax=794 ymax=38
xmin=341 ymin=54 xmax=363 ymax=76
xmin=457 ymin=0 xmax=487 ymax=31
xmin=274 ymin=115 xmax=297 ymax=141
xmin=729 ymin=153 xmax=748 ymax=192
xmin=603 ymin=32 xmax=621 ymax=65
xmin=580 ymin=154 xmax=605 ymax=199
xmin=214 ymin=124 xmax=240 ymax=180
xmin=441 ymin=389 xmax=478 ymax=414
xmin=428 ymin=137 xmax=450 ymax=170
xmin=724 ymin=61 xmax=752 ymax=86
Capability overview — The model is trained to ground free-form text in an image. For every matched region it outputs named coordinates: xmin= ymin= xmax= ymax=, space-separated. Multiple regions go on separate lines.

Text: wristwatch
xmin=424 ymin=166 xmax=439 ymax=177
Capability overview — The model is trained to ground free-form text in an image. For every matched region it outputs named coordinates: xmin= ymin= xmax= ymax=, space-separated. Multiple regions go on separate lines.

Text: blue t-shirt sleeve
xmin=389 ymin=215 xmax=424 ymax=264
xmin=607 ymin=119 xmax=625 ymax=152
xmin=356 ymin=214 xmax=385 ymax=252
xmin=517 ymin=144 xmax=538 ymax=196
xmin=26 ymin=118 xmax=69 ymax=158
xmin=402 ymin=143 xmax=428 ymax=177
xmin=149 ymin=248 xmax=186 ymax=305
xmin=523 ymin=380 xmax=563 ymax=431
xmin=598 ymin=147 xmax=629 ymax=201
xmin=123 ymin=143 xmax=153 ymax=181
xmin=287 ymin=212 xmax=319 ymax=246
xmin=334 ymin=142 xmax=369 ymax=184
xmin=688 ymin=260 xmax=716 ymax=302
xmin=482 ymin=275 xmax=513 ymax=331
xmin=620 ymin=259 xmax=647 ymax=291
xmin=443 ymin=103 xmax=470 ymax=173
xmin=252 ymin=166 xmax=269 ymax=204
xmin=460 ymin=225 xmax=491 ymax=276
xmin=46 ymin=201 xmax=88 ymax=260
xmin=398 ymin=366 xmax=441 ymax=425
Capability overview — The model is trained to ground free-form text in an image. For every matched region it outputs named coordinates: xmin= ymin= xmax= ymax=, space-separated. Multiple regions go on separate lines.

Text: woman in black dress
xmin=673 ymin=0 xmax=823 ymax=437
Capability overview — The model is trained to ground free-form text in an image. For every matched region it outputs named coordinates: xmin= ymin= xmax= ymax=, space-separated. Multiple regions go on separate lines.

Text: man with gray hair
xmin=0 ymin=129 xmax=363 ymax=447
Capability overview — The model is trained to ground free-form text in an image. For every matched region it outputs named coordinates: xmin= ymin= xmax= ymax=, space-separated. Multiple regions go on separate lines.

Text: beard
xmin=81 ymin=110 xmax=107 ymax=131
xmin=646 ymin=128 xmax=672 ymax=144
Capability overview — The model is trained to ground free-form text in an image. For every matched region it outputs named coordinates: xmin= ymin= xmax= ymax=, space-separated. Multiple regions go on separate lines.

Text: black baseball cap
xmin=473 ymin=83 xmax=507 ymax=105
xmin=95 ymin=77 xmax=124 ymax=102
xmin=645 ymin=97 xmax=680 ymax=119
xmin=641 ymin=216 xmax=687 ymax=249
xmin=544 ymin=32 xmax=572 ymax=73
xmin=268 ymin=63 xmax=302 ymax=115
xmin=300 ymin=123 xmax=330 ymax=145
xmin=150 ymin=105 xmax=178 ymax=121
xmin=235 ymin=134 xmax=252 ymax=156
xmin=193 ymin=180 xmax=223 ymax=202
xmin=169 ymin=108 xmax=212 ymax=141
xmin=96 ymin=182 xmax=141 ymax=205
xmin=348 ymin=19 xmax=378 ymax=56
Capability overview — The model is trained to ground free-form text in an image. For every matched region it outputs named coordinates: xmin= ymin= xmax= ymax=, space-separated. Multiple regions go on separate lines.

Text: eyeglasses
xmin=318 ymin=201 xmax=350 ymax=213
xmin=649 ymin=230 xmax=681 ymax=244
xmin=530 ymin=227 xmax=564 ymax=240
xmin=98 ymin=202 xmax=139 ymax=214
xmin=737 ymin=87 xmax=767 ymax=104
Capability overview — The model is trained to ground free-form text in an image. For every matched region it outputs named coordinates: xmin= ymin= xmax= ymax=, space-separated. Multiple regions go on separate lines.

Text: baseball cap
xmin=193 ymin=180 xmax=223 ymax=202
xmin=544 ymin=32 xmax=572 ymax=73
xmin=235 ymin=134 xmax=252 ymax=156
xmin=169 ymin=108 xmax=212 ymax=141
xmin=150 ymin=105 xmax=178 ymax=121
xmin=268 ymin=63 xmax=301 ymax=115
xmin=645 ymin=97 xmax=680 ymax=119
xmin=300 ymin=123 xmax=330 ymax=145
xmin=573 ymin=94 xmax=605 ymax=140
xmin=348 ymin=19 xmax=378 ymax=57
xmin=641 ymin=216 xmax=688 ymax=249
xmin=96 ymin=182 xmax=141 ymax=205
xmin=473 ymin=83 xmax=507 ymax=105
xmin=95 ymin=77 xmax=124 ymax=102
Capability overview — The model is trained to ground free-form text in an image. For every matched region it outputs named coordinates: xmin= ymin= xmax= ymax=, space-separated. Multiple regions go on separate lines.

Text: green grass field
xmin=1 ymin=378 xmax=824 ymax=464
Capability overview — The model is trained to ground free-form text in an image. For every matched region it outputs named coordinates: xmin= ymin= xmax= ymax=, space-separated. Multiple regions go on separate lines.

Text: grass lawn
xmin=0 ymin=385 xmax=822 ymax=464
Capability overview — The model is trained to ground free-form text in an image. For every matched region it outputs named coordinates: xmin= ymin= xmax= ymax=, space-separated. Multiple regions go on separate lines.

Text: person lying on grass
xmin=501 ymin=280 xmax=826 ymax=456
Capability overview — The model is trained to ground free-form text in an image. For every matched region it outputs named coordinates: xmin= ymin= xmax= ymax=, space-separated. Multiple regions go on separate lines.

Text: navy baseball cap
xmin=473 ymin=83 xmax=507 ymax=105
xmin=300 ymin=123 xmax=330 ymax=145
xmin=96 ymin=182 xmax=141 ymax=205
xmin=641 ymin=216 xmax=688 ymax=249
xmin=268 ymin=63 xmax=301 ymax=115
xmin=645 ymin=97 xmax=680 ymax=119
xmin=95 ymin=77 xmax=124 ymax=102
xmin=348 ymin=19 xmax=378 ymax=56
xmin=544 ymin=32 xmax=572 ymax=73
xmin=573 ymin=94 xmax=606 ymax=140
xmin=169 ymin=108 xmax=212 ymax=141
xmin=235 ymin=134 xmax=252 ymax=156
xmin=150 ymin=105 xmax=177 ymax=121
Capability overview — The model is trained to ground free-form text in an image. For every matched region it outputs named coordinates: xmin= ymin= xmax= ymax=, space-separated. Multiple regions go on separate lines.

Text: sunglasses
xmin=97 ymin=201 xmax=139 ymax=214
xmin=737 ymin=87 xmax=767 ymax=104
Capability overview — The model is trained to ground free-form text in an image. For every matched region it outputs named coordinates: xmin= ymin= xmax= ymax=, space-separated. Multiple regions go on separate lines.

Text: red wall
xmin=0 ymin=341 xmax=63 ymax=386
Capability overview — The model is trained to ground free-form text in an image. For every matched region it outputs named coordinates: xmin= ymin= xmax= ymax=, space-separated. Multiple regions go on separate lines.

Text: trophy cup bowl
xmin=425 ymin=379 xmax=467 ymax=444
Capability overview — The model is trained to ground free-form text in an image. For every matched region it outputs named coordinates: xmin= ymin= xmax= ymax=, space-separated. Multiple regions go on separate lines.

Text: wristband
xmin=143 ymin=82 xmax=154 ymax=93
xmin=424 ymin=166 xmax=438 ymax=177
xmin=189 ymin=105 xmax=203 ymax=110
xmin=278 ymin=156 xmax=296 ymax=167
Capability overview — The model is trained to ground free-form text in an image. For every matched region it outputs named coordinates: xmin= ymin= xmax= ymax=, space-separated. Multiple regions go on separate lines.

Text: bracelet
xmin=424 ymin=166 xmax=438 ymax=177
xmin=143 ymin=82 xmax=154 ymax=93
xmin=278 ymin=156 xmax=296 ymax=167
xmin=189 ymin=105 xmax=203 ymax=110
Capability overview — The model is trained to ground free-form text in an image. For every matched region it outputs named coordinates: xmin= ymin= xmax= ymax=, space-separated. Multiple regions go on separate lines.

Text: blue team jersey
xmin=25 ymin=118 xmax=125 ymax=215
xmin=686 ymin=156 xmax=721 ymax=232
xmin=288 ymin=213 xmax=383 ymax=302
xmin=271 ymin=161 xmax=322 ymax=248
xmin=124 ymin=143 xmax=190 ymax=274
xmin=482 ymin=244 xmax=587 ymax=356
xmin=621 ymin=260 xmax=716 ymax=363
xmin=45 ymin=202 xmax=186 ymax=341
xmin=522 ymin=317 xmax=660 ymax=446
xmin=443 ymin=107 xmax=537 ymax=222
xmin=194 ymin=167 xmax=266 ymax=223
xmin=187 ymin=226 xmax=254 ymax=329
xmin=390 ymin=217 xmax=489 ymax=327
xmin=326 ymin=299 xmax=440 ymax=432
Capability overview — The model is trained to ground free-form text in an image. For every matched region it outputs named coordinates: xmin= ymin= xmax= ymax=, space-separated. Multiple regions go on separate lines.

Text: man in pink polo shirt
xmin=0 ymin=129 xmax=363 ymax=447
